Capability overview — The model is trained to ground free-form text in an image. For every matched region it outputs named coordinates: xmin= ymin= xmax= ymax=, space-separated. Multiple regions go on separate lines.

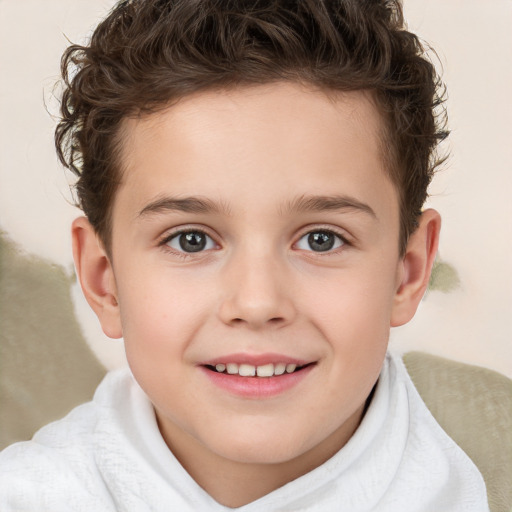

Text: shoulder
xmin=402 ymin=351 xmax=512 ymax=512
xmin=0 ymin=369 xmax=134 ymax=511
xmin=0 ymin=437 xmax=111 ymax=510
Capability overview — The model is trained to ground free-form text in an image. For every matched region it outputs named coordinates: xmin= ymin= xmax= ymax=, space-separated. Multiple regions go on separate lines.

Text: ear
xmin=72 ymin=217 xmax=123 ymax=339
xmin=391 ymin=209 xmax=441 ymax=327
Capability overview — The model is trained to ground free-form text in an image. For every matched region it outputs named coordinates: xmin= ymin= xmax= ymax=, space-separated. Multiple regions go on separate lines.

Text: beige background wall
xmin=1 ymin=0 xmax=511 ymax=377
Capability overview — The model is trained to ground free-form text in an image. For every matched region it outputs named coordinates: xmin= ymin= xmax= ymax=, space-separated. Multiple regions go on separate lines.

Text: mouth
xmin=199 ymin=354 xmax=317 ymax=397
xmin=203 ymin=362 xmax=315 ymax=378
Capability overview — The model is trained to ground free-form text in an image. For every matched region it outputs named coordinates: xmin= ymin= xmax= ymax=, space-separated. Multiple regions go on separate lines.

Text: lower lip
xmin=200 ymin=365 xmax=315 ymax=399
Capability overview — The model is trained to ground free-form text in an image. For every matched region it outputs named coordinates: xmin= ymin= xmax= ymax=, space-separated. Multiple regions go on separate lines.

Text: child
xmin=0 ymin=0 xmax=489 ymax=510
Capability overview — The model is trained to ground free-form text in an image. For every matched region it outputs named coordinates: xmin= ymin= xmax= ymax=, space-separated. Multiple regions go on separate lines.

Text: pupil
xmin=179 ymin=232 xmax=206 ymax=252
xmin=308 ymin=232 xmax=334 ymax=252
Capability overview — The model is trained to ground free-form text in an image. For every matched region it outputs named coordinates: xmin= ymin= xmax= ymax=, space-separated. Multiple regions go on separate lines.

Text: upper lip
xmin=200 ymin=352 xmax=312 ymax=367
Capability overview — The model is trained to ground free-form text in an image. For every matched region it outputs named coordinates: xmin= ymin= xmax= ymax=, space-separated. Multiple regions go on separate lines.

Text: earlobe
xmin=390 ymin=209 xmax=441 ymax=327
xmin=72 ymin=217 xmax=123 ymax=339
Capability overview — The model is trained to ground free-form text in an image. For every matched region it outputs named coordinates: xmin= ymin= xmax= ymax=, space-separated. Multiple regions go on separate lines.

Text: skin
xmin=73 ymin=82 xmax=440 ymax=507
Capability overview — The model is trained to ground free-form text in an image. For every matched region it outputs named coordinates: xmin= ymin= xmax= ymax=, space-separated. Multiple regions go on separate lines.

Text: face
xmin=105 ymin=83 xmax=405 ymax=472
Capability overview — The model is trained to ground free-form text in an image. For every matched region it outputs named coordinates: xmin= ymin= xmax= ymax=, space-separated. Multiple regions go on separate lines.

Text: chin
xmin=206 ymin=426 xmax=317 ymax=466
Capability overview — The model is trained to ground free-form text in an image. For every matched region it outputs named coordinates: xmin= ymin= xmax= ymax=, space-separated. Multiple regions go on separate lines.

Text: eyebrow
xmin=138 ymin=196 xmax=231 ymax=217
xmin=284 ymin=194 xmax=377 ymax=218
xmin=138 ymin=194 xmax=376 ymax=219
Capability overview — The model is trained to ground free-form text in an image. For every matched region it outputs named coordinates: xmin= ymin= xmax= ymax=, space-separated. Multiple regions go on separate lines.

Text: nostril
xmin=218 ymin=291 xmax=295 ymax=328
xmin=228 ymin=316 xmax=285 ymax=327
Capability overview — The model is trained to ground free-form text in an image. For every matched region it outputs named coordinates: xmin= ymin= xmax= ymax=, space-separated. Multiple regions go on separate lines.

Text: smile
xmin=200 ymin=356 xmax=316 ymax=398
xmin=206 ymin=362 xmax=310 ymax=377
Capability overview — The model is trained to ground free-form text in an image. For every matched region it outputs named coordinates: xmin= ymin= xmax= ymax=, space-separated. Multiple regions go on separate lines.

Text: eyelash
xmin=158 ymin=228 xmax=218 ymax=258
xmin=294 ymin=227 xmax=350 ymax=255
xmin=158 ymin=226 xmax=351 ymax=257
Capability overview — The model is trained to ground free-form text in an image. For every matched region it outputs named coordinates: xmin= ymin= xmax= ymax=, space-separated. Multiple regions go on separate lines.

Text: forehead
xmin=114 ymin=82 xmax=396 ymax=222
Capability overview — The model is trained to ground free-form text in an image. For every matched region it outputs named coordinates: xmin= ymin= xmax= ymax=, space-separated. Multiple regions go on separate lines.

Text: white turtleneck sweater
xmin=0 ymin=352 xmax=489 ymax=511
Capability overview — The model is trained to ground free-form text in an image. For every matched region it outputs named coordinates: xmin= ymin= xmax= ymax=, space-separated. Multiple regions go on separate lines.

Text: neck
xmin=157 ymin=403 xmax=365 ymax=508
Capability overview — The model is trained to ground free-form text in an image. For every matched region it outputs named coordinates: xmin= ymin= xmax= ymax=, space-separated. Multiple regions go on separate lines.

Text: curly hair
xmin=55 ymin=0 xmax=447 ymax=255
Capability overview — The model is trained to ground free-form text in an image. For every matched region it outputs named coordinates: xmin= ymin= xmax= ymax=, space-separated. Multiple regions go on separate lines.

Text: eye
xmin=165 ymin=230 xmax=216 ymax=253
xmin=295 ymin=230 xmax=345 ymax=253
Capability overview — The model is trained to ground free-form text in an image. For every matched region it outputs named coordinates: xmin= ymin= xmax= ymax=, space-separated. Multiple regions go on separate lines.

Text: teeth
xmin=256 ymin=363 xmax=274 ymax=377
xmin=212 ymin=362 xmax=304 ymax=377
xmin=274 ymin=363 xmax=286 ymax=375
xmin=226 ymin=363 xmax=238 ymax=375
xmin=239 ymin=364 xmax=256 ymax=377
xmin=286 ymin=364 xmax=297 ymax=374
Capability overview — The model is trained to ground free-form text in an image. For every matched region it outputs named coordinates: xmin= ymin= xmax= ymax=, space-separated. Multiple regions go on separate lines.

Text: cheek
xmin=117 ymin=269 xmax=213 ymax=361
xmin=116 ymin=270 xmax=213 ymax=412
xmin=304 ymin=265 xmax=397 ymax=329
xmin=299 ymin=262 xmax=398 ymax=371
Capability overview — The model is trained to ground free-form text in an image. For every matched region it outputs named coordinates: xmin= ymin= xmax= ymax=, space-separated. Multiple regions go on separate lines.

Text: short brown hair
xmin=55 ymin=0 xmax=447 ymax=254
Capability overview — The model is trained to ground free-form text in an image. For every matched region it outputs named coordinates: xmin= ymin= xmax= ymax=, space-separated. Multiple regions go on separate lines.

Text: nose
xmin=218 ymin=249 xmax=296 ymax=330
